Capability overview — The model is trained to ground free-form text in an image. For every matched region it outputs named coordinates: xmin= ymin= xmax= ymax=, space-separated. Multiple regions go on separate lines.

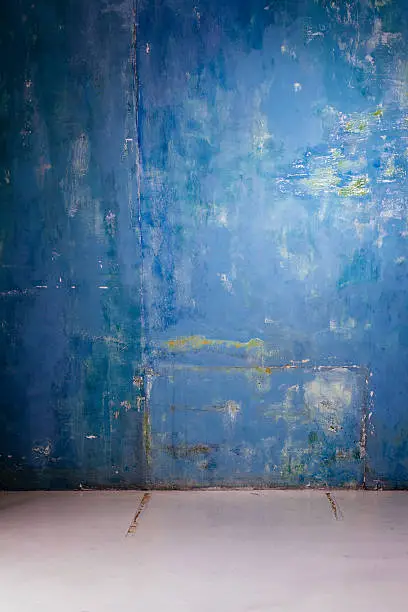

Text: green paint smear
xmin=338 ymin=175 xmax=370 ymax=197
xmin=344 ymin=120 xmax=368 ymax=133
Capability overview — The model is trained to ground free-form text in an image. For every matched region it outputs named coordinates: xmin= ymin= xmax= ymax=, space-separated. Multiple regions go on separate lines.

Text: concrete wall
xmin=139 ymin=0 xmax=408 ymax=488
xmin=1 ymin=0 xmax=408 ymax=488
xmin=0 ymin=0 xmax=145 ymax=488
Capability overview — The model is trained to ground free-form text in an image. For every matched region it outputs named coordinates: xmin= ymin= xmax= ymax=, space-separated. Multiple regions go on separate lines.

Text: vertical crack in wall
xmin=130 ymin=0 xmax=146 ymax=356
xmin=129 ymin=0 xmax=150 ymax=484
xmin=360 ymin=367 xmax=370 ymax=489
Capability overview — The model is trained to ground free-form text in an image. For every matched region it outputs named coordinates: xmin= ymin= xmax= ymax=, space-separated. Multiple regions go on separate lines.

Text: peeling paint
xmin=32 ymin=442 xmax=52 ymax=457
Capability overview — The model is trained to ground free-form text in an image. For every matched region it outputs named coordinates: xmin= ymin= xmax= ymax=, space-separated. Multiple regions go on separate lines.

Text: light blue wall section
xmin=138 ymin=0 xmax=408 ymax=487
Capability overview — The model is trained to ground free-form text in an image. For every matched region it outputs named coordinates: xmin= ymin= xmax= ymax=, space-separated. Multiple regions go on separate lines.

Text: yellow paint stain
xmin=338 ymin=175 xmax=370 ymax=197
xmin=301 ymin=167 xmax=340 ymax=195
xmin=344 ymin=119 xmax=368 ymax=133
xmin=342 ymin=107 xmax=384 ymax=134
xmin=165 ymin=335 xmax=264 ymax=352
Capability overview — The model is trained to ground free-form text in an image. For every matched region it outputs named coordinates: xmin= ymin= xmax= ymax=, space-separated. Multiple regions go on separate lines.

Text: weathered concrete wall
xmin=2 ymin=0 xmax=408 ymax=488
xmin=138 ymin=0 xmax=408 ymax=488
xmin=0 ymin=0 xmax=145 ymax=488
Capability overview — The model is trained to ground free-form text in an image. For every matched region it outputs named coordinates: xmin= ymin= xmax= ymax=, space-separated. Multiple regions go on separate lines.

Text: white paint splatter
xmin=224 ymin=400 xmax=241 ymax=424
xmin=219 ymin=273 xmax=233 ymax=293
xmin=304 ymin=369 xmax=354 ymax=433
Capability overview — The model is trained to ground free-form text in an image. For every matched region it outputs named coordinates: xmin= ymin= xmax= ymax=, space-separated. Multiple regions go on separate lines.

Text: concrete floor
xmin=1 ymin=490 xmax=408 ymax=611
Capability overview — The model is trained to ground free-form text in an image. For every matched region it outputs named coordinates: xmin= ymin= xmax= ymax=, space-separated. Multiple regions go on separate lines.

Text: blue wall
xmin=0 ymin=0 xmax=145 ymax=488
xmin=138 ymin=0 xmax=408 ymax=488
xmin=1 ymin=0 xmax=408 ymax=488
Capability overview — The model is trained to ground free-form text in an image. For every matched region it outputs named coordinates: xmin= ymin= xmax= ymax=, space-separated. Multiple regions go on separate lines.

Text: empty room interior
xmin=2 ymin=0 xmax=408 ymax=610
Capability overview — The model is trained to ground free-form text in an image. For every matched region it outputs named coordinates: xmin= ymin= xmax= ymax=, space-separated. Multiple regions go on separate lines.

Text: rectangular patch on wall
xmin=146 ymin=365 xmax=367 ymax=488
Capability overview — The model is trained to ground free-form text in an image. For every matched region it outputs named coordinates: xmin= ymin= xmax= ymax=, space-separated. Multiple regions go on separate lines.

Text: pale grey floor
xmin=1 ymin=489 xmax=408 ymax=611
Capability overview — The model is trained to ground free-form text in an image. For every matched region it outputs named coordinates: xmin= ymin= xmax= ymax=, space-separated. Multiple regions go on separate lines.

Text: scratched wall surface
xmin=150 ymin=365 xmax=366 ymax=487
xmin=2 ymin=0 xmax=408 ymax=490
xmin=138 ymin=0 xmax=408 ymax=488
xmin=0 ymin=0 xmax=145 ymax=488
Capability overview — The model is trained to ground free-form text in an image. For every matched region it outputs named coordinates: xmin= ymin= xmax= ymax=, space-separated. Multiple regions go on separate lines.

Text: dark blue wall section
xmin=2 ymin=0 xmax=408 ymax=488
xmin=0 ymin=0 xmax=145 ymax=488
xmin=138 ymin=0 xmax=408 ymax=488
